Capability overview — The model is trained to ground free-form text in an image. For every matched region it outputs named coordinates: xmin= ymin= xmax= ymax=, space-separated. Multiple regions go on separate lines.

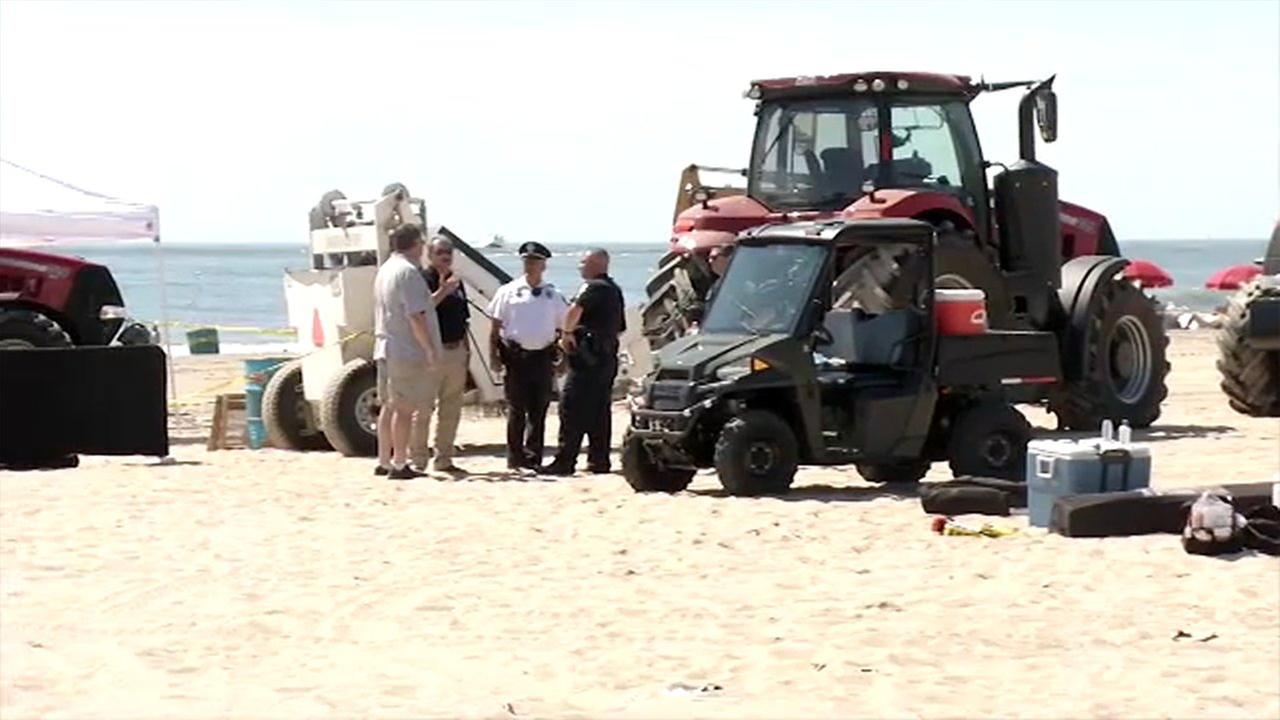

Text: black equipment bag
xmin=920 ymin=476 xmax=1028 ymax=516
xmin=1049 ymin=482 xmax=1277 ymax=538
xmin=0 ymin=345 xmax=169 ymax=467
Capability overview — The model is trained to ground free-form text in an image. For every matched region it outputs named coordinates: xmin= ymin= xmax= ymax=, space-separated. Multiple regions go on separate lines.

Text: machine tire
xmin=1050 ymin=277 xmax=1169 ymax=429
xmin=1216 ymin=281 xmax=1280 ymax=417
xmin=857 ymin=461 xmax=930 ymax=484
xmin=832 ymin=232 xmax=1011 ymax=326
xmin=320 ymin=359 xmax=380 ymax=457
xmin=714 ymin=410 xmax=798 ymax=496
xmin=947 ymin=401 xmax=1031 ymax=481
xmin=0 ymin=309 xmax=73 ymax=349
xmin=621 ymin=431 xmax=695 ymax=493
xmin=641 ymin=252 xmax=714 ymax=349
xmin=263 ymin=360 xmax=332 ymax=451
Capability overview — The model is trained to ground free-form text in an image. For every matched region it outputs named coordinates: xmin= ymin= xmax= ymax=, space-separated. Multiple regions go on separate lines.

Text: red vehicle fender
xmin=0 ymin=248 xmax=89 ymax=313
xmin=842 ymin=189 xmax=977 ymax=230
xmin=1058 ymin=201 xmax=1113 ymax=257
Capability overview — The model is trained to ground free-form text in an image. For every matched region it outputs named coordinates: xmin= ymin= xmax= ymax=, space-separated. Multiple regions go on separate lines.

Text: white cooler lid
xmin=1027 ymin=438 xmax=1151 ymax=458
xmin=936 ymin=288 xmax=986 ymax=302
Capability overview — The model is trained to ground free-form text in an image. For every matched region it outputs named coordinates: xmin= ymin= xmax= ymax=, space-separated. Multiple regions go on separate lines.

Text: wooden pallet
xmin=207 ymin=393 xmax=247 ymax=451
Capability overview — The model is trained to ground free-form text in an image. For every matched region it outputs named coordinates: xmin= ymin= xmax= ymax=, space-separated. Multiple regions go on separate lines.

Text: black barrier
xmin=0 ymin=345 xmax=169 ymax=467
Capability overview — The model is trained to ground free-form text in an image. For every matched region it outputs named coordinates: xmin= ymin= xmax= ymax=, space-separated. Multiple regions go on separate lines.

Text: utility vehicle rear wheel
xmin=1050 ymin=277 xmax=1169 ymax=429
xmin=621 ymin=431 xmax=695 ymax=493
xmin=714 ymin=410 xmax=798 ymax=496
xmin=947 ymin=401 xmax=1031 ymax=481
xmin=0 ymin=309 xmax=73 ymax=349
xmin=857 ymin=461 xmax=930 ymax=484
xmin=263 ymin=359 xmax=332 ymax=451
xmin=321 ymin=360 xmax=379 ymax=457
xmin=1216 ymin=280 xmax=1280 ymax=417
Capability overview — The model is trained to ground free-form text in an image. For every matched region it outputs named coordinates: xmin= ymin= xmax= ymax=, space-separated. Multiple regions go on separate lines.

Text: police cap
xmin=518 ymin=241 xmax=552 ymax=260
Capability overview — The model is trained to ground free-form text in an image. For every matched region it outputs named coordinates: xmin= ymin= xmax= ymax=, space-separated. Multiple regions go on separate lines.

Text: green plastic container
xmin=186 ymin=327 xmax=220 ymax=355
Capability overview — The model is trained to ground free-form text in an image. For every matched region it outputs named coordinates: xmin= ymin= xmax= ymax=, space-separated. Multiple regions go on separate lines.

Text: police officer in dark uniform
xmin=542 ymin=248 xmax=625 ymax=475
xmin=488 ymin=241 xmax=568 ymax=470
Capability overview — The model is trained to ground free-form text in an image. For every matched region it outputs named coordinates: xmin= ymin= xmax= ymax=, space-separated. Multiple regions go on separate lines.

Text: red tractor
xmin=641 ymin=72 xmax=1168 ymax=430
xmin=0 ymin=247 xmax=152 ymax=349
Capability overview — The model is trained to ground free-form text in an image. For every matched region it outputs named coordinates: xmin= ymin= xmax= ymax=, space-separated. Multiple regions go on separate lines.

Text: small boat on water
xmin=485 ymin=234 xmax=505 ymax=249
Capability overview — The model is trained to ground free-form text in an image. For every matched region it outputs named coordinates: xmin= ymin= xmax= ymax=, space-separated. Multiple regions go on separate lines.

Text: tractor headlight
xmin=99 ymin=305 xmax=127 ymax=320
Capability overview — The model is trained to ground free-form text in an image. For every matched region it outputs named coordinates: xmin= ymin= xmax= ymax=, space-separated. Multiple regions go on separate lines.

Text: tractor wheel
xmin=1215 ymin=280 xmax=1280 ymax=417
xmin=263 ymin=359 xmax=332 ymax=451
xmin=641 ymin=252 xmax=714 ymax=350
xmin=832 ymin=232 xmax=1010 ymax=326
xmin=947 ymin=401 xmax=1031 ymax=481
xmin=857 ymin=461 xmax=930 ymax=484
xmin=1050 ymin=277 xmax=1169 ymax=429
xmin=320 ymin=359 xmax=380 ymax=457
xmin=621 ymin=431 xmax=695 ymax=493
xmin=0 ymin=309 xmax=73 ymax=349
xmin=714 ymin=410 xmax=798 ymax=496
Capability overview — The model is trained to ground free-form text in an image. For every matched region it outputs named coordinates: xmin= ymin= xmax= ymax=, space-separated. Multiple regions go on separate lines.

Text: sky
xmin=1 ymin=0 xmax=1277 ymax=246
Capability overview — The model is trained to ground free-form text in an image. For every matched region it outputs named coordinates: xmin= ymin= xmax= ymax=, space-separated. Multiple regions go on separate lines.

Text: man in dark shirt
xmin=410 ymin=235 xmax=469 ymax=473
xmin=542 ymin=248 xmax=625 ymax=475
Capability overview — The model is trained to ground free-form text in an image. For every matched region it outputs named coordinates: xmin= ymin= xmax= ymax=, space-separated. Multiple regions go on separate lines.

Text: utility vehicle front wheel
xmin=621 ymin=431 xmax=695 ymax=493
xmin=714 ymin=410 xmax=798 ymax=496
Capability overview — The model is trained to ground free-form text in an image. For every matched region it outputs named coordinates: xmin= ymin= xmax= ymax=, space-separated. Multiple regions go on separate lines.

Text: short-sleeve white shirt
xmin=487 ymin=275 xmax=567 ymax=350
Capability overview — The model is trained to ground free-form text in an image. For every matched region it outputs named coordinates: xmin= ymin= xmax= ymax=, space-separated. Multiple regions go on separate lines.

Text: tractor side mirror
xmin=1035 ymin=89 xmax=1058 ymax=143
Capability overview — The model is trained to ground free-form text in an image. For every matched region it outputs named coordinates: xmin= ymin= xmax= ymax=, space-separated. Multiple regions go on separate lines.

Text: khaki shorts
xmin=376 ymin=358 xmax=435 ymax=409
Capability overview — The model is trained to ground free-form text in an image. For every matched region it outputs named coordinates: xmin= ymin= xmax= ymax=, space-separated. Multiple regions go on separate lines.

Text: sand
xmin=2 ymin=330 xmax=1278 ymax=719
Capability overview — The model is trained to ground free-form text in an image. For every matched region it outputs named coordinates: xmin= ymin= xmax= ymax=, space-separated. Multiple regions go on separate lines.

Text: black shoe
xmin=539 ymin=462 xmax=575 ymax=476
xmin=374 ymin=465 xmax=389 ymax=476
xmin=587 ymin=465 xmax=612 ymax=475
xmin=387 ymin=465 xmax=422 ymax=480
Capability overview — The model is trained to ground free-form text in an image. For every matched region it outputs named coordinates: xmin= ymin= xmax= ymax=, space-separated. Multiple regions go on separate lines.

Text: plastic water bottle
xmin=1100 ymin=418 xmax=1114 ymax=442
xmin=1118 ymin=419 xmax=1132 ymax=445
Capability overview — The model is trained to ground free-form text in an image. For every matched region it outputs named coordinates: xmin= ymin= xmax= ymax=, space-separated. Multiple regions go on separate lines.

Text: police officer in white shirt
xmin=488 ymin=241 xmax=568 ymax=470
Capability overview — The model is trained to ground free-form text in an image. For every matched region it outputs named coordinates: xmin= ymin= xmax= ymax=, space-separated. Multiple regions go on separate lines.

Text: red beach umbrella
xmin=1204 ymin=263 xmax=1261 ymax=291
xmin=1123 ymin=259 xmax=1174 ymax=289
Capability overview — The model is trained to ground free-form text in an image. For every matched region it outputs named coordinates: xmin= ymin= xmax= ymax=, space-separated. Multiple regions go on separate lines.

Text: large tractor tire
xmin=263 ymin=359 xmax=332 ymax=451
xmin=0 ymin=309 xmax=73 ymax=349
xmin=832 ymin=232 xmax=1011 ymax=326
xmin=714 ymin=410 xmax=798 ymax=496
xmin=640 ymin=252 xmax=712 ymax=349
xmin=1050 ymin=277 xmax=1169 ymax=430
xmin=1216 ymin=280 xmax=1280 ymax=417
xmin=621 ymin=431 xmax=695 ymax=493
xmin=947 ymin=401 xmax=1032 ymax=481
xmin=321 ymin=359 xmax=380 ymax=457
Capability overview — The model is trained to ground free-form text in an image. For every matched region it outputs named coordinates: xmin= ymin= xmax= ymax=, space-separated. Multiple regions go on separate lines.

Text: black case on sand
xmin=1049 ymin=482 xmax=1276 ymax=538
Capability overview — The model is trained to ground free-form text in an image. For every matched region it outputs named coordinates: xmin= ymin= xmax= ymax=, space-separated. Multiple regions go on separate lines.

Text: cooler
xmin=936 ymin=289 xmax=988 ymax=336
xmin=1027 ymin=438 xmax=1152 ymax=527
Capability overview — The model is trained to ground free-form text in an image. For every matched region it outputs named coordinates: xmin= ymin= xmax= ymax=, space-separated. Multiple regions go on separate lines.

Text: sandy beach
xmin=1 ymin=329 xmax=1277 ymax=719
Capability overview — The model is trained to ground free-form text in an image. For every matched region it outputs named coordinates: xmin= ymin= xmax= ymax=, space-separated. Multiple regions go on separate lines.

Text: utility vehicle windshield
xmin=701 ymin=244 xmax=826 ymax=335
xmin=748 ymin=97 xmax=981 ymax=210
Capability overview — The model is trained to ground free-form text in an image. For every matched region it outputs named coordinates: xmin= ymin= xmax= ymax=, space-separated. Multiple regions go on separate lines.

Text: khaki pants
xmin=410 ymin=343 xmax=469 ymax=468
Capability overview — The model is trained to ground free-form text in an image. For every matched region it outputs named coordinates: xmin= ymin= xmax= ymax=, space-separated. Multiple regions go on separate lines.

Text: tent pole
xmin=152 ymin=235 xmax=177 ymax=401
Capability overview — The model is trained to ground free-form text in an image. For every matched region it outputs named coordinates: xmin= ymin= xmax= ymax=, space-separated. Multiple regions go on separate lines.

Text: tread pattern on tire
xmin=1216 ymin=281 xmax=1280 ymax=417
xmin=321 ymin=360 xmax=378 ymax=457
xmin=0 ymin=309 xmax=73 ymax=348
xmin=263 ymin=359 xmax=332 ymax=451
xmin=1049 ymin=277 xmax=1169 ymax=430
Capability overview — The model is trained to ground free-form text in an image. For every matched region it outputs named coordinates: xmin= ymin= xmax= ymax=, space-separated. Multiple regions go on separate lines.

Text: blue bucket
xmin=244 ymin=357 xmax=292 ymax=449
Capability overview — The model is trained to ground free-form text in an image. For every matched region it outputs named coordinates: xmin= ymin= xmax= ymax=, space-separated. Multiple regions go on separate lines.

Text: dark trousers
xmin=502 ymin=344 xmax=554 ymax=468
xmin=555 ymin=354 xmax=618 ymax=470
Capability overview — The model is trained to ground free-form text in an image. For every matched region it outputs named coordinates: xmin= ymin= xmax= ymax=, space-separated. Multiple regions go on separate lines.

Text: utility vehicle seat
xmin=821 ymin=308 xmax=922 ymax=367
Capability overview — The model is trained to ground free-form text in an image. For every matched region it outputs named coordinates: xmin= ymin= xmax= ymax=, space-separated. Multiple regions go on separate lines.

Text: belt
xmin=503 ymin=340 xmax=554 ymax=354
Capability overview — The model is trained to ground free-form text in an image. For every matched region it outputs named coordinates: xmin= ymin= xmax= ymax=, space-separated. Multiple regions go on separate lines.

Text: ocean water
xmin=48 ymin=237 xmax=1268 ymax=350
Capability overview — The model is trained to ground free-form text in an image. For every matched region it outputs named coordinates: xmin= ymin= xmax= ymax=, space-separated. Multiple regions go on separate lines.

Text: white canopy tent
xmin=0 ymin=158 xmax=175 ymax=395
